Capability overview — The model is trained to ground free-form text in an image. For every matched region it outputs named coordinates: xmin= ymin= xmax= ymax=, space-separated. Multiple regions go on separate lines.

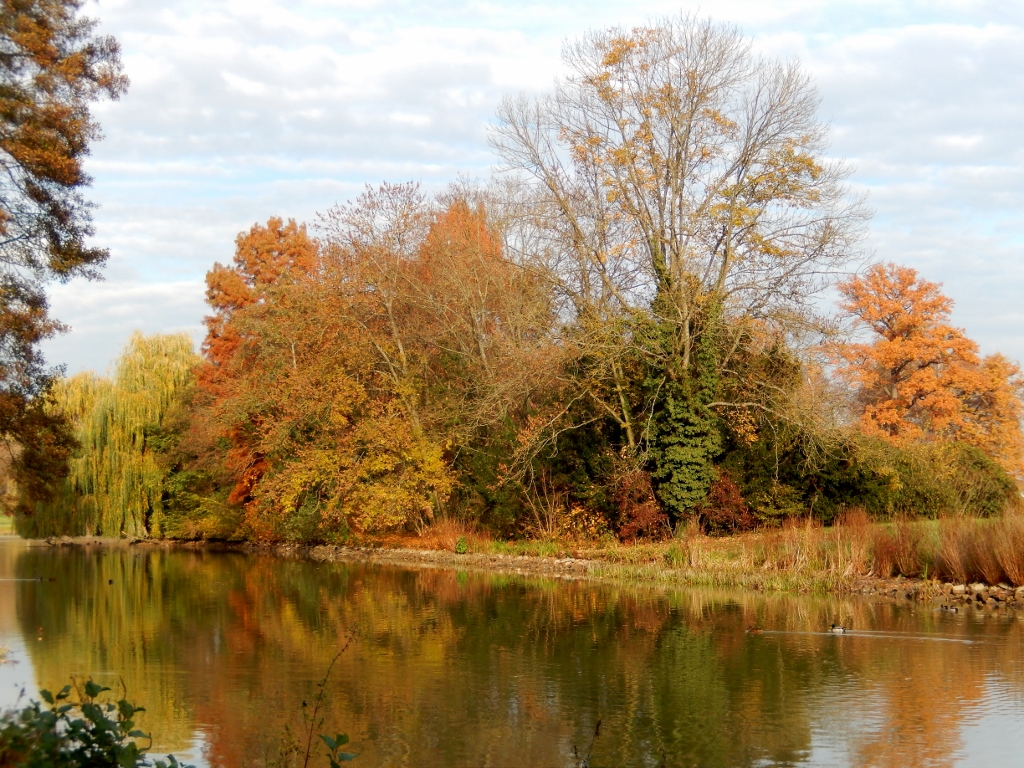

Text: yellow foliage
xmin=29 ymin=332 xmax=198 ymax=537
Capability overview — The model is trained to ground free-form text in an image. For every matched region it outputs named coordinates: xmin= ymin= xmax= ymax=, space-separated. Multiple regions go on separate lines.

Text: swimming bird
xmin=746 ymin=626 xmax=763 ymax=635
xmin=828 ymin=623 xmax=848 ymax=634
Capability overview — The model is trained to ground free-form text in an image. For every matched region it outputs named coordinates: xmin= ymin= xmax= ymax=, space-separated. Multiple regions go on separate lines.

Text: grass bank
xmin=37 ymin=508 xmax=1024 ymax=598
xmin=375 ymin=508 xmax=1024 ymax=595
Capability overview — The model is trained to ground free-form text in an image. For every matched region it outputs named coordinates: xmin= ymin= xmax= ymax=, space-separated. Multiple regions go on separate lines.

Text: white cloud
xmin=42 ymin=280 xmax=206 ymax=375
xmin=54 ymin=0 xmax=1024 ymax=373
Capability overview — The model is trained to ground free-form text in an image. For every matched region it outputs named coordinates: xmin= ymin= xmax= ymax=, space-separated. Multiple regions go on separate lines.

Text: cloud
xmin=42 ymin=280 xmax=206 ymax=376
xmin=61 ymin=0 xmax=1024 ymax=373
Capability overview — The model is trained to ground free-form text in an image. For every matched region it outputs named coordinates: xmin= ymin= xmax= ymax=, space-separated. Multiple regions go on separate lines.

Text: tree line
xmin=14 ymin=16 xmax=1024 ymax=541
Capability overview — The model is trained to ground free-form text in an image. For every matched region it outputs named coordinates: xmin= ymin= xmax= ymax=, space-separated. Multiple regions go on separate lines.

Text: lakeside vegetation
xmin=10 ymin=17 xmax=1024 ymax=582
xmin=405 ymin=507 xmax=1024 ymax=592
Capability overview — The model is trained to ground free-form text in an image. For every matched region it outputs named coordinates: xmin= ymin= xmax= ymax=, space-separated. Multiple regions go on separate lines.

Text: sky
xmin=49 ymin=0 xmax=1024 ymax=374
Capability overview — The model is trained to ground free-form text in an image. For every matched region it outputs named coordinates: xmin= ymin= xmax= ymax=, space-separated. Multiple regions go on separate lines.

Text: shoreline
xmin=25 ymin=534 xmax=1024 ymax=610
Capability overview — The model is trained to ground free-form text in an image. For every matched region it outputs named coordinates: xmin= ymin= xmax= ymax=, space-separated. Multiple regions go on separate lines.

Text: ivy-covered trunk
xmin=645 ymin=306 xmax=723 ymax=527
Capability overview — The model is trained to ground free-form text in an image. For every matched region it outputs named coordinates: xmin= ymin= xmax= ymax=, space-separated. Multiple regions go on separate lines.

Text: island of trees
xmin=9 ymin=17 xmax=1024 ymax=584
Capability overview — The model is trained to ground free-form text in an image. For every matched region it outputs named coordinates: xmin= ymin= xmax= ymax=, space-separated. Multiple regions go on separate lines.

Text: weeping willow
xmin=21 ymin=332 xmax=198 ymax=538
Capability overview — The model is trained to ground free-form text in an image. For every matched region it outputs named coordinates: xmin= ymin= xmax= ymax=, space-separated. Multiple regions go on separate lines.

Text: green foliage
xmin=18 ymin=333 xmax=198 ymax=538
xmin=719 ymin=424 xmax=1019 ymax=526
xmin=321 ymin=733 xmax=357 ymax=766
xmin=848 ymin=438 xmax=1017 ymax=519
xmin=0 ymin=681 xmax=192 ymax=768
xmin=454 ymin=536 xmax=468 ymax=554
xmin=156 ymin=467 xmax=241 ymax=541
xmin=646 ymin=319 xmax=723 ymax=524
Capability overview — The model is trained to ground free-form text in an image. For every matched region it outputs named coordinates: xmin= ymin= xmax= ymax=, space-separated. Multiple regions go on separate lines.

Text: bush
xmin=614 ymin=470 xmax=669 ymax=541
xmin=698 ymin=471 xmax=756 ymax=535
xmin=0 ymin=680 xmax=192 ymax=768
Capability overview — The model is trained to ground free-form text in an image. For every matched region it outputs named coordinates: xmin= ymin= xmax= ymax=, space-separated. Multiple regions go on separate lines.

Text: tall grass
xmin=555 ymin=503 xmax=1024 ymax=590
xmin=403 ymin=501 xmax=1024 ymax=591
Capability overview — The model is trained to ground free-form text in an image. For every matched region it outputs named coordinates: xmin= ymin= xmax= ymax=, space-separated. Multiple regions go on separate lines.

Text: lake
xmin=0 ymin=538 xmax=1023 ymax=767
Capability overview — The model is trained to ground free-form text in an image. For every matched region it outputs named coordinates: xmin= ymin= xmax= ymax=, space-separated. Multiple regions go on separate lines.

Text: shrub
xmin=829 ymin=506 xmax=872 ymax=577
xmin=934 ymin=516 xmax=974 ymax=583
xmin=698 ymin=471 xmax=756 ymax=535
xmin=614 ymin=470 xmax=669 ymax=541
xmin=994 ymin=507 xmax=1024 ymax=586
xmin=558 ymin=504 xmax=610 ymax=541
xmin=0 ymin=680 xmax=192 ymax=768
xmin=870 ymin=518 xmax=922 ymax=577
xmin=970 ymin=528 xmax=1006 ymax=585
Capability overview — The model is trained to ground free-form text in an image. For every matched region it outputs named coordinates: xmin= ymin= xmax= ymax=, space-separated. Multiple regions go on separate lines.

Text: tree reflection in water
xmin=11 ymin=544 xmax=1024 ymax=767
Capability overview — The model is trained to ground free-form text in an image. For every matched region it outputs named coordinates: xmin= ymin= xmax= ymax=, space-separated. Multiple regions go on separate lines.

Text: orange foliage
xmin=834 ymin=263 xmax=1024 ymax=478
xmin=184 ymin=187 xmax=562 ymax=539
xmin=195 ymin=218 xmax=318 ymax=509
xmin=201 ymin=218 xmax=318 ymax=374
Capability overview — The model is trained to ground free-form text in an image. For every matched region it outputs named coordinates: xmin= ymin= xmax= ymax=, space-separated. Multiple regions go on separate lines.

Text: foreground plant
xmin=0 ymin=679 xmax=192 ymax=767
xmin=256 ymin=635 xmax=358 ymax=767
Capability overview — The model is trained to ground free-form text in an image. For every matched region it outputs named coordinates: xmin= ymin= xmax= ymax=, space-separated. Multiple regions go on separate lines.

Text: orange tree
xmin=193 ymin=218 xmax=319 ymax=522
xmin=833 ymin=262 xmax=1024 ymax=479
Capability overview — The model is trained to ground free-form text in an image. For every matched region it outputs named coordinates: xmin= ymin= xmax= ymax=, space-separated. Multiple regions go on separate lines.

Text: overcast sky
xmin=50 ymin=0 xmax=1024 ymax=374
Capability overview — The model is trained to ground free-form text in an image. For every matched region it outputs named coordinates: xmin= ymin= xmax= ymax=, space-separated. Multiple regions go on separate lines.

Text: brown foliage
xmin=0 ymin=0 xmax=127 ymax=501
xmin=194 ymin=218 xmax=319 ymax=511
xmin=417 ymin=517 xmax=489 ymax=553
xmin=994 ymin=507 xmax=1024 ymax=586
xmin=184 ymin=185 xmax=563 ymax=539
xmin=614 ymin=470 xmax=668 ymax=541
xmin=933 ymin=517 xmax=972 ymax=583
xmin=698 ymin=472 xmax=756 ymax=535
xmin=870 ymin=519 xmax=921 ymax=578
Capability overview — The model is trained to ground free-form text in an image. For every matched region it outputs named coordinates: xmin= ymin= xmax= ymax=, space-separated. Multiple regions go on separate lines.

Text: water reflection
xmin=2 ymin=540 xmax=1024 ymax=767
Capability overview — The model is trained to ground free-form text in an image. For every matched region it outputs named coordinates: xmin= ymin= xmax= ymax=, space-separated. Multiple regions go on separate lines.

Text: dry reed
xmin=993 ymin=509 xmax=1024 ymax=585
xmin=418 ymin=518 xmax=489 ymax=553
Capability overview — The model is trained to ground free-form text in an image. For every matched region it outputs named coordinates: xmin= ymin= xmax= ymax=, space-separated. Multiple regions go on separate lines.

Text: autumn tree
xmin=833 ymin=262 xmax=1024 ymax=479
xmin=317 ymin=183 xmax=561 ymax=524
xmin=192 ymin=205 xmax=485 ymax=539
xmin=0 ymin=0 xmax=127 ymax=499
xmin=491 ymin=16 xmax=867 ymax=520
xmin=18 ymin=332 xmax=197 ymax=537
xmin=196 ymin=218 xmax=318 ymax=508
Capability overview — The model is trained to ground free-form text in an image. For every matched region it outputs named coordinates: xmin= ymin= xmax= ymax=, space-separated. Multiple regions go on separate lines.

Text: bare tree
xmin=491 ymin=16 xmax=869 ymax=514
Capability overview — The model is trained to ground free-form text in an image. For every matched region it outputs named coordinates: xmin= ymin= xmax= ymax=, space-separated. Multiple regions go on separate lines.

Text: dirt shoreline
xmin=25 ymin=534 xmax=1024 ymax=610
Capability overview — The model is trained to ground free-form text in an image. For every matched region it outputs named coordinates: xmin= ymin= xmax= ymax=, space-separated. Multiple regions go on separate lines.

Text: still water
xmin=0 ymin=538 xmax=1023 ymax=767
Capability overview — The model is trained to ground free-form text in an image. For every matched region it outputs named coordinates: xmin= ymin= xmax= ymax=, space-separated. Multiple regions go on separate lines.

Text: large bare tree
xmin=491 ymin=16 xmax=868 ymax=516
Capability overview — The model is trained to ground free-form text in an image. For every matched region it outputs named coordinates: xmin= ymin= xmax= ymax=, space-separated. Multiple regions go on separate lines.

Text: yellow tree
xmin=19 ymin=332 xmax=198 ymax=537
xmin=834 ymin=262 xmax=1024 ymax=479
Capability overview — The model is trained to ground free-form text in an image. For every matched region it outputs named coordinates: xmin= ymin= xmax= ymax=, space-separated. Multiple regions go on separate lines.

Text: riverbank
xmin=30 ymin=515 xmax=1024 ymax=610
xmin=287 ymin=540 xmax=1024 ymax=609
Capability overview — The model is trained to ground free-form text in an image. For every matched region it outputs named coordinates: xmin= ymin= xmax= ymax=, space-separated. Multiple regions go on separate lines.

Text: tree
xmin=316 ymin=184 xmax=560 ymax=527
xmin=193 ymin=209 xmax=458 ymax=539
xmin=0 ymin=0 xmax=127 ymax=498
xmin=491 ymin=16 xmax=866 ymax=520
xmin=833 ymin=262 xmax=1024 ymax=479
xmin=18 ymin=332 xmax=197 ymax=538
xmin=197 ymin=218 xmax=318 ymax=508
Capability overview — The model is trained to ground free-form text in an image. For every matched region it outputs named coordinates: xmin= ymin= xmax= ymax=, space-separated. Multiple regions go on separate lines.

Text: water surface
xmin=0 ymin=539 xmax=1022 ymax=767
